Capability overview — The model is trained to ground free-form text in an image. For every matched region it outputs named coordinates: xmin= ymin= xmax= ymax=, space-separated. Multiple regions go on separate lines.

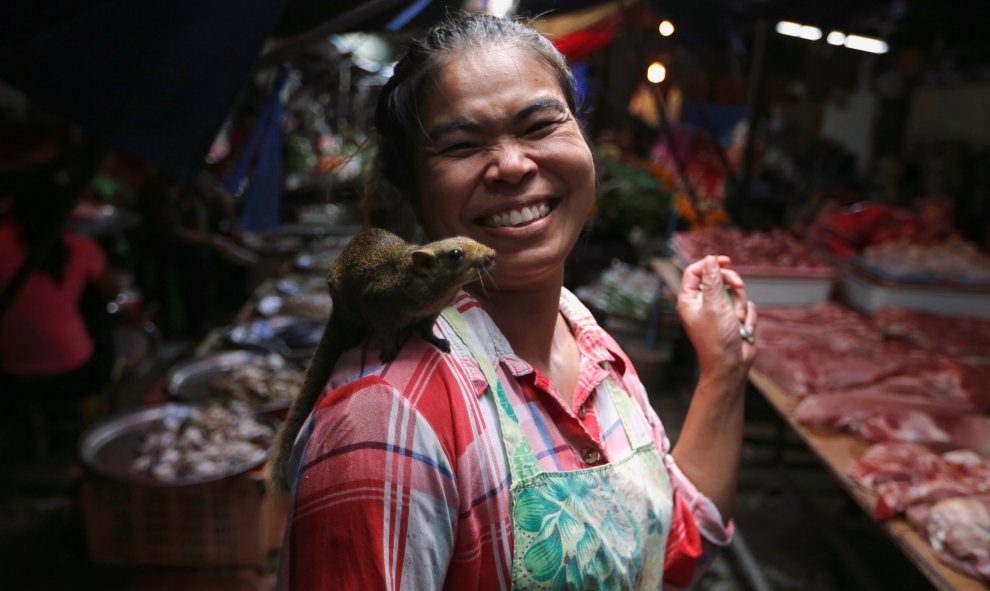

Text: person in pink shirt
xmin=0 ymin=167 xmax=119 ymax=399
xmin=276 ymin=14 xmax=757 ymax=590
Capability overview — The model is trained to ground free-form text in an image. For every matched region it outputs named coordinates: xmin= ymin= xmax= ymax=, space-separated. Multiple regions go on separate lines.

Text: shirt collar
xmin=559 ymin=288 xmax=628 ymax=376
xmin=446 ymin=289 xmax=628 ymax=398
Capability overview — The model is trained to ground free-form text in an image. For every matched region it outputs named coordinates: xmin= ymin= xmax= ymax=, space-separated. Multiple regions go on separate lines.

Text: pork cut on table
xmin=873 ymin=307 xmax=990 ymax=363
xmin=927 ymin=496 xmax=990 ymax=583
xmin=796 ymin=391 xmax=990 ymax=454
xmin=847 ymin=442 xmax=990 ymax=520
xmin=851 ymin=445 xmax=990 ymax=583
xmin=753 ymin=303 xmax=934 ymax=396
xmin=909 ymin=495 xmax=990 ymax=584
xmin=756 ymin=343 xmax=927 ymax=397
xmin=847 ymin=442 xmax=940 ymax=491
xmin=756 ymin=304 xmax=990 ymax=403
xmin=887 ymin=357 xmax=990 ymax=413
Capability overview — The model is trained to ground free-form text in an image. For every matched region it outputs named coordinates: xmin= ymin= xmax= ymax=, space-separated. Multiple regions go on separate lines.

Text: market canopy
xmin=0 ymin=0 xmax=741 ymax=182
xmin=0 ymin=0 xmax=446 ymax=182
xmin=2 ymin=0 xmax=981 ymax=183
xmin=0 ymin=0 xmax=288 ymax=182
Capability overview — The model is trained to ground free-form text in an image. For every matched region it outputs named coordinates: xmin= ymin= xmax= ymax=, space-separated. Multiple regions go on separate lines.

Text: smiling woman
xmin=479 ymin=201 xmax=551 ymax=228
xmin=415 ymin=44 xmax=596 ymax=295
xmin=275 ymin=14 xmax=758 ymax=591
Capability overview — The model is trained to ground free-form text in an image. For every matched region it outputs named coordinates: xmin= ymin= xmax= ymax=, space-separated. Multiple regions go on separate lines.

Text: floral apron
xmin=442 ymin=309 xmax=673 ymax=590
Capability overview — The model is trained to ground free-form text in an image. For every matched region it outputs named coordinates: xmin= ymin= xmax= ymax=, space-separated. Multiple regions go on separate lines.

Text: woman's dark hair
xmin=364 ymin=14 xmax=580 ymax=238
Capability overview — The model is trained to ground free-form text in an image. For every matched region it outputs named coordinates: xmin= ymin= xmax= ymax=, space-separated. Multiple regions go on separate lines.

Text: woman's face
xmin=415 ymin=46 xmax=596 ymax=291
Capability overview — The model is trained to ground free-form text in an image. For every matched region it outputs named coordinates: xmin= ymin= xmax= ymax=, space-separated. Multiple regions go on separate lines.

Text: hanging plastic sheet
xmin=227 ymin=64 xmax=292 ymax=235
xmin=0 ymin=0 xmax=288 ymax=182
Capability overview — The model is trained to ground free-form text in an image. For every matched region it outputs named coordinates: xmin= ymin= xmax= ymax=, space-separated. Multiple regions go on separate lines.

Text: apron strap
xmin=601 ymin=376 xmax=655 ymax=450
xmin=440 ymin=308 xmax=541 ymax=481
xmin=441 ymin=307 xmax=656 ymax=479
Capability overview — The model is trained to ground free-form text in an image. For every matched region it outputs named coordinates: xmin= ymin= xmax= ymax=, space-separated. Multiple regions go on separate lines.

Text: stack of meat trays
xmin=840 ymin=258 xmax=990 ymax=318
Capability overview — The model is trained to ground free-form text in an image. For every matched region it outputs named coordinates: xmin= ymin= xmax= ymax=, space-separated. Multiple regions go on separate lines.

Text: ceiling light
xmin=844 ymin=34 xmax=889 ymax=54
xmin=798 ymin=25 xmax=822 ymax=41
xmin=484 ymin=0 xmax=515 ymax=17
xmin=776 ymin=20 xmax=822 ymax=41
xmin=776 ymin=21 xmax=803 ymax=37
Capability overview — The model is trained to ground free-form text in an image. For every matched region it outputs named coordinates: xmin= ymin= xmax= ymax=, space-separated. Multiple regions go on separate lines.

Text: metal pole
xmin=729 ymin=528 xmax=775 ymax=591
xmin=734 ymin=18 xmax=769 ymax=228
xmin=649 ymin=83 xmax=703 ymax=218
xmin=608 ymin=0 xmax=703 ymax=218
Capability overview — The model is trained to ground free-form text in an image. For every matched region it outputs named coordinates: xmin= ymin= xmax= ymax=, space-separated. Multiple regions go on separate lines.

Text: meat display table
xmin=749 ymin=368 xmax=986 ymax=591
xmin=649 ymin=256 xmax=986 ymax=591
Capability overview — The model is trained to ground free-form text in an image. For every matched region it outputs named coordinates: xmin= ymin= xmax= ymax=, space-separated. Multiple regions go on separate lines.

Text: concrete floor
xmin=0 ymin=334 xmax=944 ymax=591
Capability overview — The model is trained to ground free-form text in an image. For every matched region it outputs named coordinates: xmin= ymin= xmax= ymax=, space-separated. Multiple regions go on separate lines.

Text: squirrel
xmin=268 ymin=227 xmax=495 ymax=493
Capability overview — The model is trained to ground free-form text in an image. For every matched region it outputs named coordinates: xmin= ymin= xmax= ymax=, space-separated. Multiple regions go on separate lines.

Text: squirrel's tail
xmin=267 ymin=317 xmax=344 ymax=495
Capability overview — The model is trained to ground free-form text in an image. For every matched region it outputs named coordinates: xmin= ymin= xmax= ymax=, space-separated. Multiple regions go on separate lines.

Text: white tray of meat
xmin=732 ymin=275 xmax=836 ymax=308
xmin=672 ymin=228 xmax=836 ymax=307
xmin=840 ymin=261 xmax=990 ymax=318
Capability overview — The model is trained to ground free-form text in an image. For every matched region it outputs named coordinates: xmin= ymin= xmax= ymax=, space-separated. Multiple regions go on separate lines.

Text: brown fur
xmin=268 ymin=228 xmax=494 ymax=494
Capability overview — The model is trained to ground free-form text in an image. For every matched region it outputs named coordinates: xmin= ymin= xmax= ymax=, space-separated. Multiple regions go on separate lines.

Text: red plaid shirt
xmin=277 ymin=290 xmax=732 ymax=590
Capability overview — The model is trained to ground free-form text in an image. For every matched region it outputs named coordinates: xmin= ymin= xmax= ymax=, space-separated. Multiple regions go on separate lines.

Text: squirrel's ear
xmin=411 ymin=248 xmax=436 ymax=273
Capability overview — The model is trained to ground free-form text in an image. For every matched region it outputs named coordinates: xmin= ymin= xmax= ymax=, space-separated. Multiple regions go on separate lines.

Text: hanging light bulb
xmin=658 ymin=20 xmax=675 ymax=37
xmin=647 ymin=62 xmax=667 ymax=84
xmin=827 ymin=31 xmax=846 ymax=45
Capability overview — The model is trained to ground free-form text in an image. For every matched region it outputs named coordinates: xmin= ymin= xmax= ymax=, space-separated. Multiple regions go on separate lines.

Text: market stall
xmin=750 ymin=369 xmax=986 ymax=591
xmin=5 ymin=0 xmax=990 ymax=588
xmin=71 ymin=213 xmax=359 ymax=576
xmin=654 ymin=223 xmax=990 ymax=590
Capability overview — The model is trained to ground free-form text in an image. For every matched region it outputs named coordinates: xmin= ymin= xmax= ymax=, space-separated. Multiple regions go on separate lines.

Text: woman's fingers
xmin=742 ymin=301 xmax=759 ymax=360
xmin=720 ymin=268 xmax=748 ymax=320
xmin=680 ymin=256 xmax=732 ymax=294
xmin=743 ymin=301 xmax=758 ymax=338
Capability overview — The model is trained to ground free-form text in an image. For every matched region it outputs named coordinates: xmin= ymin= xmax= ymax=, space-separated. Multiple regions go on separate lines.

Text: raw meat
xmin=798 ymin=360 xmax=990 ymax=411
xmin=795 ymin=392 xmax=990 ymax=454
xmin=847 ymin=443 xmax=990 ymax=521
xmin=926 ymin=496 xmax=990 ymax=583
xmin=874 ymin=307 xmax=990 ymax=362
xmin=847 ymin=442 xmax=938 ymax=490
xmin=860 ymin=443 xmax=990 ymax=581
xmin=753 ymin=303 xmax=920 ymax=396
xmin=672 ymin=228 xmax=834 ymax=276
xmin=860 ymin=238 xmax=990 ymax=284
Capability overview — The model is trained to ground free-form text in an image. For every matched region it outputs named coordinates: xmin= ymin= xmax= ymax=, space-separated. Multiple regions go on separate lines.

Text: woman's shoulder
xmin=318 ymin=332 xmax=485 ymax=441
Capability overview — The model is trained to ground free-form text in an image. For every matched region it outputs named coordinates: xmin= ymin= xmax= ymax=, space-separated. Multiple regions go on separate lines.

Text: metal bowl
xmin=78 ymin=403 xmax=277 ymax=486
xmin=224 ymin=316 xmax=324 ymax=365
xmin=167 ymin=350 xmax=299 ymax=414
xmin=243 ymin=232 xmax=304 ymax=254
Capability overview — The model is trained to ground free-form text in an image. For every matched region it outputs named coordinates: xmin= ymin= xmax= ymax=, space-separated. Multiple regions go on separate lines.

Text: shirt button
xmin=578 ymin=404 xmax=587 ymax=419
xmin=582 ymin=448 xmax=601 ymax=464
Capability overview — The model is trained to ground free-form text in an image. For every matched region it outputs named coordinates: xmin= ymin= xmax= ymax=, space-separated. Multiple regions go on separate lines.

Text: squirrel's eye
xmin=449 ymin=249 xmax=463 ymax=260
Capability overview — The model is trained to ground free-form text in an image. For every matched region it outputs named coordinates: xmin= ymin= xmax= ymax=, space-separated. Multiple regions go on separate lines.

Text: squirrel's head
xmin=410 ymin=238 xmax=495 ymax=283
